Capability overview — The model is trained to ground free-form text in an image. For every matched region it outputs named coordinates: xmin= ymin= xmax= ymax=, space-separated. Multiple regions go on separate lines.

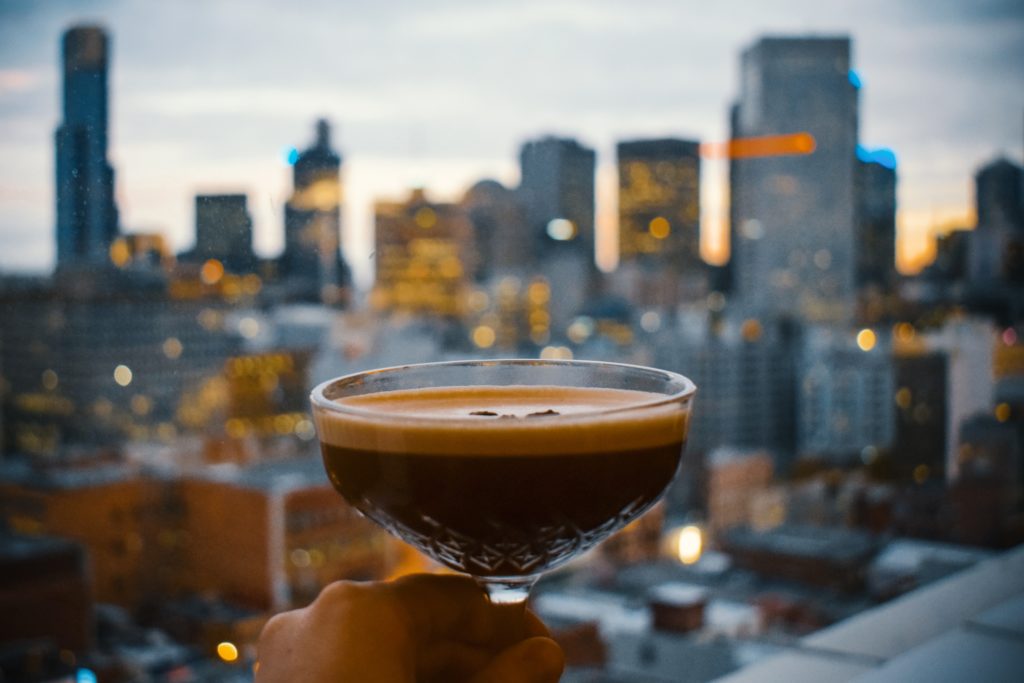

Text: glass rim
xmin=310 ymin=358 xmax=696 ymax=425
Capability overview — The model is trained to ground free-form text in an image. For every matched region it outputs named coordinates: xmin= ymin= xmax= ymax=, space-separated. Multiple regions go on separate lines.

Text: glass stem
xmin=477 ymin=576 xmax=538 ymax=606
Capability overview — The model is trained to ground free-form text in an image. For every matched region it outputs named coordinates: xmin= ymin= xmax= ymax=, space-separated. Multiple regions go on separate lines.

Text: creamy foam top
xmin=314 ymin=385 xmax=689 ymax=455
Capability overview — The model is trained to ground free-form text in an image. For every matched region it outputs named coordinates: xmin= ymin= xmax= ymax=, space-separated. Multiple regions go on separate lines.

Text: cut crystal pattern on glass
xmin=365 ymin=496 xmax=652 ymax=576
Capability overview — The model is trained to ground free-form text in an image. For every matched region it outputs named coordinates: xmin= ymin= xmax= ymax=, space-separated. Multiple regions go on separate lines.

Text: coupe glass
xmin=310 ymin=359 xmax=696 ymax=605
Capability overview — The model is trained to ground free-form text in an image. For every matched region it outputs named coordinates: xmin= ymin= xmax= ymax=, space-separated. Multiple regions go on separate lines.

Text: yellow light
xmin=894 ymin=322 xmax=915 ymax=343
xmin=895 ymin=387 xmax=912 ymax=409
xmin=201 ymin=259 xmax=225 ymax=285
xmin=995 ymin=403 xmax=1011 ymax=423
xmin=109 ymin=239 xmax=131 ymax=267
xmin=163 ymin=337 xmax=183 ymax=360
xmin=913 ymin=464 xmax=929 ymax=484
xmin=414 ymin=207 xmax=437 ymax=229
xmin=527 ymin=280 xmax=551 ymax=305
xmin=741 ymin=319 xmax=762 ymax=342
xmin=856 ymin=329 xmax=877 ymax=352
xmin=472 ymin=325 xmax=496 ymax=349
xmin=225 ymin=418 xmax=247 ymax=439
xmin=539 ymin=346 xmax=573 ymax=360
xmin=113 ymin=365 xmax=133 ymax=387
xmin=131 ymin=395 xmax=151 ymax=416
xmin=216 ymin=642 xmax=239 ymax=663
xmin=648 ymin=217 xmax=670 ymax=240
xmin=42 ymin=369 xmax=58 ymax=391
xmin=677 ymin=525 xmax=703 ymax=565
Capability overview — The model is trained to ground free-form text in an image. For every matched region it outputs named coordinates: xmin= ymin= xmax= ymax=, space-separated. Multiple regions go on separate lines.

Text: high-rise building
xmin=968 ymin=157 xmax=1024 ymax=291
xmin=193 ymin=194 xmax=255 ymax=273
xmin=855 ymin=152 xmax=898 ymax=295
xmin=729 ymin=37 xmax=859 ymax=323
xmin=617 ymin=138 xmax=703 ymax=305
xmin=55 ymin=25 xmax=119 ymax=268
xmin=654 ymin=311 xmax=796 ymax=459
xmin=797 ymin=327 xmax=895 ymax=462
xmin=370 ymin=189 xmax=476 ymax=318
xmin=518 ymin=137 xmax=597 ymax=329
xmin=460 ymin=179 xmax=530 ymax=281
xmin=518 ymin=136 xmax=597 ymax=264
xmin=0 ymin=273 xmax=241 ymax=457
xmin=281 ymin=119 xmax=350 ymax=304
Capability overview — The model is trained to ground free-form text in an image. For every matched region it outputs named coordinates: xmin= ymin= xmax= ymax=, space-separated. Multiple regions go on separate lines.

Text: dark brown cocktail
xmin=311 ymin=361 xmax=695 ymax=603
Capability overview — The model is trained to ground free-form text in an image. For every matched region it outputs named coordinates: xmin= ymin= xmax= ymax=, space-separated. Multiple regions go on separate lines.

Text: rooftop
xmin=715 ymin=544 xmax=1024 ymax=682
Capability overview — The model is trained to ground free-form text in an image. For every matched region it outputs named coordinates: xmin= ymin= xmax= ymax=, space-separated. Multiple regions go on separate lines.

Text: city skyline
xmin=0 ymin=0 xmax=1022 ymax=287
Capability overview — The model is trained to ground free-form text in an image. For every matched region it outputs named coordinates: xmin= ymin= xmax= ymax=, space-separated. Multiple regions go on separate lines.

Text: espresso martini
xmin=315 ymin=384 xmax=687 ymax=578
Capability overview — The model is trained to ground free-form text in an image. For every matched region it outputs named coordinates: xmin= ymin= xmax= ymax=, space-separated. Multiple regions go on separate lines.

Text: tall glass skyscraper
xmin=282 ymin=119 xmax=350 ymax=304
xmin=55 ymin=26 xmax=119 ymax=268
xmin=730 ymin=37 xmax=859 ymax=323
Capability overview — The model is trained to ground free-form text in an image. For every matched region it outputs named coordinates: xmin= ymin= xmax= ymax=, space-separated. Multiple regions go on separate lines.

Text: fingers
xmin=467 ymin=637 xmax=565 ymax=683
xmin=390 ymin=573 xmax=497 ymax=645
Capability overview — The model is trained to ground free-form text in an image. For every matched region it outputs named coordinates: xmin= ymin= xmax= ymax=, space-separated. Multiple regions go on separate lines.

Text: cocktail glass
xmin=310 ymin=359 xmax=695 ymax=605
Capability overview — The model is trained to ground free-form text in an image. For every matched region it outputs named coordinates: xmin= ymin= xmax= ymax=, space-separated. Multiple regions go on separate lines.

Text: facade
xmin=55 ymin=25 xmax=119 ymax=267
xmin=891 ymin=351 xmax=948 ymax=482
xmin=518 ymin=137 xmax=597 ymax=331
xmin=855 ymin=154 xmax=898 ymax=296
xmin=0 ymin=533 xmax=92 ymax=653
xmin=706 ymin=448 xmax=775 ymax=537
xmin=281 ymin=119 xmax=350 ymax=304
xmin=518 ymin=136 xmax=597 ymax=264
xmin=0 ymin=274 xmax=241 ymax=456
xmin=797 ymin=327 xmax=895 ymax=461
xmin=460 ymin=179 xmax=530 ymax=281
xmin=371 ymin=189 xmax=476 ymax=318
xmin=654 ymin=311 xmax=795 ymax=459
xmin=729 ymin=37 xmax=859 ymax=323
xmin=193 ymin=194 xmax=255 ymax=273
xmin=968 ymin=158 xmax=1024 ymax=291
xmin=617 ymin=138 xmax=703 ymax=305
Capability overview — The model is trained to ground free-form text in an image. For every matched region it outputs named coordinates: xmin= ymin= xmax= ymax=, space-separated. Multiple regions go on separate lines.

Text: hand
xmin=255 ymin=573 xmax=564 ymax=683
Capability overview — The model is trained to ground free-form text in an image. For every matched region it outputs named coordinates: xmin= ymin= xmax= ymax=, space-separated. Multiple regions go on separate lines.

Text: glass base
xmin=476 ymin=576 xmax=539 ymax=605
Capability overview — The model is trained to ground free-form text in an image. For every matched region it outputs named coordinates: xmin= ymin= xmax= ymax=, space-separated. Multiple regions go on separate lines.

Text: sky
xmin=1 ymin=0 xmax=1022 ymax=286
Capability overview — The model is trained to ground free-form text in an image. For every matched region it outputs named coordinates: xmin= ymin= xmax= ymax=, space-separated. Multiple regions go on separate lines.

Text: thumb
xmin=468 ymin=636 xmax=564 ymax=683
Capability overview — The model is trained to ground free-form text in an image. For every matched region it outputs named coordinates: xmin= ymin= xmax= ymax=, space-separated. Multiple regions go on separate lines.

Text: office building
xmin=55 ymin=25 xmax=119 ymax=267
xmin=281 ymin=119 xmax=350 ymax=304
xmin=371 ymin=189 xmax=477 ymax=318
xmin=460 ymin=179 xmax=530 ymax=281
xmin=192 ymin=194 xmax=255 ymax=273
xmin=891 ymin=351 xmax=948 ymax=482
xmin=654 ymin=311 xmax=796 ymax=459
xmin=617 ymin=138 xmax=703 ymax=305
xmin=729 ymin=37 xmax=859 ymax=323
xmin=968 ymin=157 xmax=1024 ymax=291
xmin=0 ymin=273 xmax=241 ymax=456
xmin=855 ymin=152 xmax=897 ymax=296
xmin=518 ymin=136 xmax=597 ymax=328
xmin=797 ymin=327 xmax=895 ymax=462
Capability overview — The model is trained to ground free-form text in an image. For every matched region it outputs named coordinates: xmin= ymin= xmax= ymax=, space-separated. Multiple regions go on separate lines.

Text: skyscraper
xmin=55 ymin=25 xmax=119 ymax=268
xmin=281 ymin=119 xmax=350 ymax=304
xmin=371 ymin=189 xmax=476 ymax=318
xmin=460 ymin=179 xmax=530 ymax=282
xmin=968 ymin=157 xmax=1024 ymax=290
xmin=518 ymin=136 xmax=596 ymax=266
xmin=855 ymin=152 xmax=898 ymax=295
xmin=518 ymin=136 xmax=597 ymax=330
xmin=617 ymin=138 xmax=702 ymax=305
xmin=730 ymin=37 xmax=859 ymax=323
xmin=194 ymin=194 xmax=255 ymax=272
